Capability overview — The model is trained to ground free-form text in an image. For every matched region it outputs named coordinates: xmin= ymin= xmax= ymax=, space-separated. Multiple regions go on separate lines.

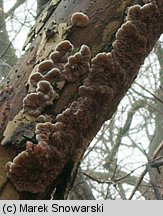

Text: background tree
xmin=0 ymin=0 xmax=163 ymax=200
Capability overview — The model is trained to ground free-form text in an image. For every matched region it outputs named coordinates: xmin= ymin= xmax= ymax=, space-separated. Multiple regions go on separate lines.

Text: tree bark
xmin=0 ymin=0 xmax=163 ymax=200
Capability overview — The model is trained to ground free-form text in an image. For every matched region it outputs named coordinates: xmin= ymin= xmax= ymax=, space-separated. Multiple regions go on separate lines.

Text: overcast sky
xmin=4 ymin=0 xmax=36 ymax=55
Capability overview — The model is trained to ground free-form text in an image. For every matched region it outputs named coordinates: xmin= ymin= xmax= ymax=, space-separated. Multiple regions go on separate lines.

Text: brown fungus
xmin=36 ymin=80 xmax=59 ymax=102
xmin=23 ymin=93 xmax=45 ymax=117
xmin=44 ymin=68 xmax=64 ymax=82
xmin=29 ymin=72 xmax=43 ymax=87
xmin=23 ymin=81 xmax=59 ymax=117
xmin=37 ymin=115 xmax=47 ymax=122
xmin=49 ymin=51 xmax=64 ymax=64
xmin=30 ymin=67 xmax=63 ymax=88
xmin=63 ymin=45 xmax=91 ymax=82
xmin=5 ymin=142 xmax=66 ymax=193
xmin=50 ymin=41 xmax=73 ymax=65
xmin=5 ymin=1 xmax=163 ymax=194
xmin=38 ymin=60 xmax=54 ymax=74
xmin=55 ymin=40 xmax=73 ymax=53
xmin=35 ymin=122 xmax=57 ymax=139
xmin=71 ymin=12 xmax=89 ymax=27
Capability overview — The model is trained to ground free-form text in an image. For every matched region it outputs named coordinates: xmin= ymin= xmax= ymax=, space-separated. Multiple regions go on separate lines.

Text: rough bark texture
xmin=0 ymin=0 xmax=163 ymax=200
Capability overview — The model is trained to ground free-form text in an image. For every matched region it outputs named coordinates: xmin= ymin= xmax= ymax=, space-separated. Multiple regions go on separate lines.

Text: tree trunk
xmin=0 ymin=0 xmax=163 ymax=200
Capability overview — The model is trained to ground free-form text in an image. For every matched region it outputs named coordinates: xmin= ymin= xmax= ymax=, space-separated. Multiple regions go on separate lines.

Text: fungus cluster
xmin=23 ymin=40 xmax=91 ymax=117
xmin=6 ymin=1 xmax=163 ymax=193
xmin=23 ymin=80 xmax=59 ymax=117
xmin=5 ymin=141 xmax=65 ymax=193
xmin=63 ymin=45 xmax=91 ymax=82
xmin=5 ymin=120 xmax=77 ymax=193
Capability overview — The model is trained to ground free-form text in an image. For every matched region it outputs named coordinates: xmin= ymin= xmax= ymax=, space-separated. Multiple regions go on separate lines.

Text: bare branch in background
xmin=5 ymin=0 xmax=26 ymax=18
xmin=129 ymin=141 xmax=163 ymax=200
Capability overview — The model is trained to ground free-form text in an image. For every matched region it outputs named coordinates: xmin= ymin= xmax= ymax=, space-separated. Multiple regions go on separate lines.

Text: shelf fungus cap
xmin=35 ymin=122 xmax=57 ymax=138
xmin=23 ymin=81 xmax=58 ymax=117
xmin=36 ymin=80 xmax=53 ymax=94
xmin=55 ymin=40 xmax=73 ymax=53
xmin=80 ymin=45 xmax=91 ymax=62
xmin=29 ymin=72 xmax=43 ymax=87
xmin=71 ymin=12 xmax=89 ymax=27
xmin=49 ymin=51 xmax=63 ymax=63
xmin=36 ymin=80 xmax=59 ymax=101
xmin=63 ymin=63 xmax=79 ymax=82
xmin=5 ymin=142 xmax=64 ymax=193
xmin=23 ymin=93 xmax=45 ymax=117
xmin=63 ymin=44 xmax=91 ymax=82
xmin=38 ymin=60 xmax=54 ymax=74
xmin=44 ymin=68 xmax=63 ymax=82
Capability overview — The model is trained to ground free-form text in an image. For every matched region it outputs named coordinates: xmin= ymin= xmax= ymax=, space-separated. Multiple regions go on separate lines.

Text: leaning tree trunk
xmin=0 ymin=0 xmax=163 ymax=200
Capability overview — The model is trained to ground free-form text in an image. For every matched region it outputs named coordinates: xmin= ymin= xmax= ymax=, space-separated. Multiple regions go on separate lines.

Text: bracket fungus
xmin=23 ymin=80 xmax=59 ymax=117
xmin=38 ymin=60 xmax=54 ymax=74
xmin=5 ymin=120 xmax=76 ymax=193
xmin=63 ymin=45 xmax=91 ymax=82
xmin=5 ymin=141 xmax=66 ymax=193
xmin=71 ymin=12 xmax=89 ymax=27
xmin=26 ymin=40 xmax=91 ymax=117
xmin=5 ymin=1 xmax=163 ymax=194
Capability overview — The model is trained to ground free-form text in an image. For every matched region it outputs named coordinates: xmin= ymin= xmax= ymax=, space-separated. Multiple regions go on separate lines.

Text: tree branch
xmin=5 ymin=0 xmax=26 ymax=18
xmin=128 ymin=140 xmax=163 ymax=200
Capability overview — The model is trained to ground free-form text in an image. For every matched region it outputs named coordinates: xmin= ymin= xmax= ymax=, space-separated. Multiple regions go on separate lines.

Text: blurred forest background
xmin=1 ymin=0 xmax=163 ymax=200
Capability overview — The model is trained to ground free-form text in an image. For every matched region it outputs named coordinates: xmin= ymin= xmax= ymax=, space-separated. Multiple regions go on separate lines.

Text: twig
xmin=128 ymin=141 xmax=163 ymax=200
xmin=135 ymin=82 xmax=163 ymax=104
xmin=114 ymin=164 xmax=145 ymax=183
xmin=5 ymin=0 xmax=26 ymax=18
xmin=83 ymin=172 xmax=114 ymax=184
xmin=147 ymin=164 xmax=162 ymax=199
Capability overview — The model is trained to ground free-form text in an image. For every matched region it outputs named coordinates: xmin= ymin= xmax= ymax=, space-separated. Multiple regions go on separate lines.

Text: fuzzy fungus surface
xmin=71 ymin=12 xmax=90 ymax=28
xmin=5 ymin=1 xmax=163 ymax=194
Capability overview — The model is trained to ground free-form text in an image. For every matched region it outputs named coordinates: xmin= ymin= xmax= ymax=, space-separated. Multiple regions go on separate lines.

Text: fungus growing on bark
xmin=26 ymin=41 xmax=76 ymax=117
xmin=23 ymin=93 xmax=44 ymax=117
xmin=63 ymin=45 xmax=91 ymax=82
xmin=23 ymin=81 xmax=59 ymax=117
xmin=5 ymin=1 xmax=163 ymax=194
xmin=29 ymin=41 xmax=74 ymax=91
xmin=35 ymin=122 xmax=57 ymax=142
xmin=49 ymin=51 xmax=63 ymax=63
xmin=5 ymin=120 xmax=75 ymax=193
xmin=50 ymin=40 xmax=73 ymax=64
xmin=36 ymin=80 xmax=58 ymax=103
xmin=71 ymin=12 xmax=89 ymax=27
xmin=44 ymin=68 xmax=64 ymax=83
xmin=5 ymin=142 xmax=66 ymax=193
xmin=29 ymin=72 xmax=43 ymax=87
xmin=38 ymin=60 xmax=54 ymax=74
xmin=30 ymin=67 xmax=64 ymax=88
xmin=55 ymin=40 xmax=73 ymax=53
